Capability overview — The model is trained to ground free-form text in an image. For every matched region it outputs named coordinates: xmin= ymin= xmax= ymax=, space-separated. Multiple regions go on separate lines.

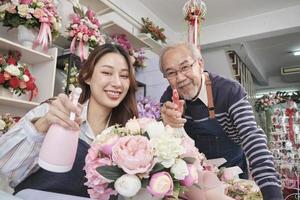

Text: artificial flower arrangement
xmin=111 ymin=34 xmax=147 ymax=69
xmin=62 ymin=61 xmax=79 ymax=93
xmin=141 ymin=17 xmax=166 ymax=44
xmin=183 ymin=0 xmax=207 ymax=25
xmin=137 ymin=96 xmax=160 ymax=120
xmin=0 ymin=50 xmax=38 ymax=100
xmin=84 ymin=118 xmax=212 ymax=200
xmin=67 ymin=2 xmax=105 ymax=61
xmin=0 ymin=0 xmax=61 ymax=50
xmin=0 ymin=113 xmax=19 ymax=136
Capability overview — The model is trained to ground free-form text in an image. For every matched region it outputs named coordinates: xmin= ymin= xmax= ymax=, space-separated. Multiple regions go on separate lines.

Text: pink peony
xmin=180 ymin=164 xmax=199 ymax=187
xmin=112 ymin=136 xmax=154 ymax=174
xmin=20 ymin=0 xmax=33 ymax=4
xmin=100 ymin=135 xmax=119 ymax=156
xmin=147 ymin=172 xmax=173 ymax=198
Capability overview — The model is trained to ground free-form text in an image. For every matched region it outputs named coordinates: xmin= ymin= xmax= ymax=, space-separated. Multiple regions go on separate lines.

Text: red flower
xmin=0 ymin=55 xmax=3 ymax=65
xmin=0 ymin=73 xmax=5 ymax=84
xmin=26 ymin=80 xmax=36 ymax=90
xmin=19 ymin=81 xmax=27 ymax=89
xmin=9 ymin=77 xmax=20 ymax=89
xmin=3 ymin=72 xmax=11 ymax=80
xmin=24 ymin=68 xmax=31 ymax=77
xmin=7 ymin=56 xmax=17 ymax=65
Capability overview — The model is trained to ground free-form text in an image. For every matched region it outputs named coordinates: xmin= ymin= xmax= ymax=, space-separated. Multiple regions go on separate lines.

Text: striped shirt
xmin=0 ymin=102 xmax=96 ymax=188
xmin=161 ymin=73 xmax=283 ymax=199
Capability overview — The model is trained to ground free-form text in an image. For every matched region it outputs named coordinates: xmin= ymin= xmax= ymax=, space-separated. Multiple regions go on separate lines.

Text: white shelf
xmin=81 ymin=0 xmax=112 ymax=15
xmin=102 ymin=21 xmax=150 ymax=50
xmin=137 ymin=33 xmax=164 ymax=55
xmin=0 ymin=96 xmax=39 ymax=109
xmin=0 ymin=37 xmax=53 ymax=64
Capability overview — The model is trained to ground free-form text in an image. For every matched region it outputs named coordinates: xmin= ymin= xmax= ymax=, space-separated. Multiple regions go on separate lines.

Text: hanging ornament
xmin=183 ymin=0 xmax=207 ymax=47
xmin=285 ymin=100 xmax=297 ymax=144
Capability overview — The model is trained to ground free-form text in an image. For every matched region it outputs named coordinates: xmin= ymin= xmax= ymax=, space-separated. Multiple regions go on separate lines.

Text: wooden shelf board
xmin=81 ymin=0 xmax=111 ymax=14
xmin=0 ymin=37 xmax=53 ymax=64
xmin=0 ymin=96 xmax=39 ymax=110
xmin=102 ymin=21 xmax=150 ymax=49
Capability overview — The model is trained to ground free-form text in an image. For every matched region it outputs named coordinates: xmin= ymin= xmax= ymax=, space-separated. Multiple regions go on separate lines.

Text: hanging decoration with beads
xmin=183 ymin=0 xmax=207 ymax=47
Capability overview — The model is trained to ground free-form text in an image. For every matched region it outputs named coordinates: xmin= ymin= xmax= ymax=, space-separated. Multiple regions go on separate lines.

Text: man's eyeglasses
xmin=164 ymin=60 xmax=196 ymax=79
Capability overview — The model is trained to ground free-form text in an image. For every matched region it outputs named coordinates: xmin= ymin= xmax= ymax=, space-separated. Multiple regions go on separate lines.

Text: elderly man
xmin=160 ymin=43 xmax=283 ymax=200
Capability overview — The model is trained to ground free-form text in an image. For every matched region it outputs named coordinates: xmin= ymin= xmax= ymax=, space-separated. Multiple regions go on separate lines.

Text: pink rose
xmin=100 ymin=135 xmax=119 ymax=156
xmin=180 ymin=164 xmax=199 ymax=187
xmin=33 ymin=8 xmax=44 ymax=19
xmin=20 ymin=0 xmax=32 ymax=4
xmin=147 ymin=172 xmax=173 ymax=198
xmin=112 ymin=136 xmax=154 ymax=174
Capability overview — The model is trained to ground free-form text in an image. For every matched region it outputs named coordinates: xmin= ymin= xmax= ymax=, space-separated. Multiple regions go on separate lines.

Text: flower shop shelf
xmin=137 ymin=33 xmax=164 ymax=55
xmin=81 ymin=0 xmax=112 ymax=15
xmin=0 ymin=96 xmax=39 ymax=115
xmin=0 ymin=37 xmax=54 ymax=64
xmin=102 ymin=21 xmax=150 ymax=50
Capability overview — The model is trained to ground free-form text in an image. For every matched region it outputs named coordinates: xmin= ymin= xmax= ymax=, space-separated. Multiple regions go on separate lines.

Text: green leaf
xmin=151 ymin=163 xmax=165 ymax=174
xmin=142 ymin=131 xmax=150 ymax=139
xmin=182 ymin=157 xmax=196 ymax=164
xmin=96 ymin=165 xmax=125 ymax=181
xmin=73 ymin=6 xmax=84 ymax=18
xmin=141 ymin=178 xmax=150 ymax=188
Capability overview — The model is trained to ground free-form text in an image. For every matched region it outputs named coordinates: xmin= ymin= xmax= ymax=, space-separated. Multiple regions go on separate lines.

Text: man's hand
xmin=161 ymin=100 xmax=186 ymax=128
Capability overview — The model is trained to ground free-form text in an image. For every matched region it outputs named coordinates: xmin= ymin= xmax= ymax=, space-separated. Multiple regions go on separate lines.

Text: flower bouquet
xmin=0 ymin=113 xmax=19 ymax=136
xmin=67 ymin=2 xmax=105 ymax=61
xmin=141 ymin=17 xmax=166 ymax=44
xmin=110 ymin=34 xmax=147 ymax=69
xmin=137 ymin=96 xmax=160 ymax=120
xmin=0 ymin=0 xmax=61 ymax=50
xmin=0 ymin=50 xmax=38 ymax=100
xmin=84 ymin=118 xmax=209 ymax=200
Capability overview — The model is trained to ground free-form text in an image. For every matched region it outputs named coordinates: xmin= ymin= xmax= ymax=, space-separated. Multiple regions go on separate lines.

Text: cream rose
xmin=170 ymin=159 xmax=189 ymax=180
xmin=114 ymin=174 xmax=141 ymax=197
xmin=0 ymin=119 xmax=6 ymax=131
xmin=17 ymin=4 xmax=29 ymax=17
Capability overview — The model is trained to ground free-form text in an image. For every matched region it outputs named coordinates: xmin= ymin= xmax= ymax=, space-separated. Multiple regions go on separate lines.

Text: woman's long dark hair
xmin=78 ymin=43 xmax=138 ymax=126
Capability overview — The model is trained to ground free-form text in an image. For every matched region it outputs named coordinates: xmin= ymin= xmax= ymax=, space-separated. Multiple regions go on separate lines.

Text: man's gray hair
xmin=159 ymin=42 xmax=203 ymax=73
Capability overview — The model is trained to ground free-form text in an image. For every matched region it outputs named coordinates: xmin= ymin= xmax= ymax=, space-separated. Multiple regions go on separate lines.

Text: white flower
xmin=170 ymin=159 xmax=189 ymax=180
xmin=150 ymin=134 xmax=185 ymax=168
xmin=125 ymin=117 xmax=140 ymax=134
xmin=5 ymin=65 xmax=21 ymax=76
xmin=90 ymin=35 xmax=96 ymax=41
xmin=0 ymin=119 xmax=5 ymax=131
xmin=17 ymin=4 xmax=29 ymax=17
xmin=145 ymin=121 xmax=165 ymax=139
xmin=0 ymin=3 xmax=10 ymax=12
xmin=114 ymin=174 xmax=141 ymax=197
xmin=22 ymin=74 xmax=29 ymax=82
xmin=36 ymin=2 xmax=44 ymax=8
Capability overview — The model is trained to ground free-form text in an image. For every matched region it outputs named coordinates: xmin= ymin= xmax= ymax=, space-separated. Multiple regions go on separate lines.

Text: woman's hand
xmin=34 ymin=93 xmax=83 ymax=133
xmin=160 ymin=100 xmax=186 ymax=128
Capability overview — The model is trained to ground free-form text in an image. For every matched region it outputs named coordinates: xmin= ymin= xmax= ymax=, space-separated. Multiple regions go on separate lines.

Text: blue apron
xmin=184 ymin=73 xmax=248 ymax=179
xmin=14 ymin=139 xmax=90 ymax=197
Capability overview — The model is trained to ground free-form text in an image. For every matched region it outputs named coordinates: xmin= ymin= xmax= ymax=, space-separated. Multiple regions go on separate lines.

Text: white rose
xmin=0 ymin=119 xmax=5 ymax=131
xmin=17 ymin=4 xmax=29 ymax=17
xmin=0 ymin=3 xmax=10 ymax=12
xmin=5 ymin=65 xmax=21 ymax=76
xmin=145 ymin=121 xmax=165 ymax=139
xmin=125 ymin=118 xmax=140 ymax=134
xmin=22 ymin=74 xmax=29 ymax=82
xmin=114 ymin=174 xmax=141 ymax=198
xmin=170 ymin=159 xmax=189 ymax=180
xmin=36 ymin=2 xmax=44 ymax=8
xmin=90 ymin=35 xmax=96 ymax=41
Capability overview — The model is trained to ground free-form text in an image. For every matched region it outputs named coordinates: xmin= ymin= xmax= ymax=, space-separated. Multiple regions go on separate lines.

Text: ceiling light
xmin=293 ymin=51 xmax=300 ymax=56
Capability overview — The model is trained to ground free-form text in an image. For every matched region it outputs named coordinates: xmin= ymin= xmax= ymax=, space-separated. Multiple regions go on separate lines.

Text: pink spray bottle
xmin=38 ymin=87 xmax=82 ymax=172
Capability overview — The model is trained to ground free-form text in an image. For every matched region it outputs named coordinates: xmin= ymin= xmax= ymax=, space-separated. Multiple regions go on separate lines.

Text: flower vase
xmin=75 ymin=43 xmax=89 ymax=60
xmin=0 ymin=87 xmax=13 ymax=98
xmin=17 ymin=25 xmax=38 ymax=49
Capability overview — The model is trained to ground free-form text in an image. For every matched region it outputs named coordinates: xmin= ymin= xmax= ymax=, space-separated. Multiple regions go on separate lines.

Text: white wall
xmin=202 ymin=48 xmax=235 ymax=80
xmin=135 ymin=50 xmax=169 ymax=101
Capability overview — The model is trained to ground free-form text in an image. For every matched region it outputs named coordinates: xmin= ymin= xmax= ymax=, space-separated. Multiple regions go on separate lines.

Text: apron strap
xmin=204 ymin=72 xmax=215 ymax=119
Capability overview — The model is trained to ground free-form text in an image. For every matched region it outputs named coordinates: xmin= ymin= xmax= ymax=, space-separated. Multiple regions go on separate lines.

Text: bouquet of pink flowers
xmin=67 ymin=3 xmax=105 ymax=61
xmin=0 ymin=50 xmax=38 ymax=100
xmin=84 ymin=118 xmax=209 ymax=200
xmin=0 ymin=0 xmax=61 ymax=50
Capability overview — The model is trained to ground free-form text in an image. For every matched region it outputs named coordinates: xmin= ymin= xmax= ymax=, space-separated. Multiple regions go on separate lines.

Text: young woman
xmin=0 ymin=43 xmax=138 ymax=197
